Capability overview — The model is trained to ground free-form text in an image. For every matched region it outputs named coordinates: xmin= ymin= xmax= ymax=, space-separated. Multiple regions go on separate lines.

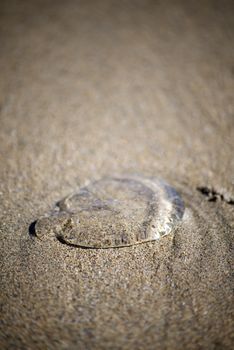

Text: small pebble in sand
xmin=35 ymin=176 xmax=184 ymax=248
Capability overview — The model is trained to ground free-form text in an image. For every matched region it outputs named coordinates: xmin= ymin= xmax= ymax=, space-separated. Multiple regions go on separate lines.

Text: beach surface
xmin=0 ymin=1 xmax=234 ymax=349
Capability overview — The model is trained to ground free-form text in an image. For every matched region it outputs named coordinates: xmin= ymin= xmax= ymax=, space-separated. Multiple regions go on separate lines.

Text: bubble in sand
xmin=34 ymin=176 xmax=184 ymax=248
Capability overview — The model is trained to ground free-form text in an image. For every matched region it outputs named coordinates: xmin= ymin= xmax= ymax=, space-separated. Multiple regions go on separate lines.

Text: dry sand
xmin=0 ymin=0 xmax=234 ymax=349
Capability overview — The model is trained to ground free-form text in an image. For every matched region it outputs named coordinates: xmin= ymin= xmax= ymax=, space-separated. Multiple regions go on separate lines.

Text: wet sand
xmin=0 ymin=1 xmax=234 ymax=349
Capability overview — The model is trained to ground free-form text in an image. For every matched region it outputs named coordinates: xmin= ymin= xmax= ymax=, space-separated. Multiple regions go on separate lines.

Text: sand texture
xmin=0 ymin=1 xmax=234 ymax=349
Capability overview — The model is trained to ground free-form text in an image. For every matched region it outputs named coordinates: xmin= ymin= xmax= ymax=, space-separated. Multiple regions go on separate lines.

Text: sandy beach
xmin=0 ymin=1 xmax=234 ymax=349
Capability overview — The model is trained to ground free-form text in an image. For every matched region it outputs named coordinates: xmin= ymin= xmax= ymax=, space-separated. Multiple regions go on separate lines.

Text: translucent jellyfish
xmin=34 ymin=176 xmax=184 ymax=248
